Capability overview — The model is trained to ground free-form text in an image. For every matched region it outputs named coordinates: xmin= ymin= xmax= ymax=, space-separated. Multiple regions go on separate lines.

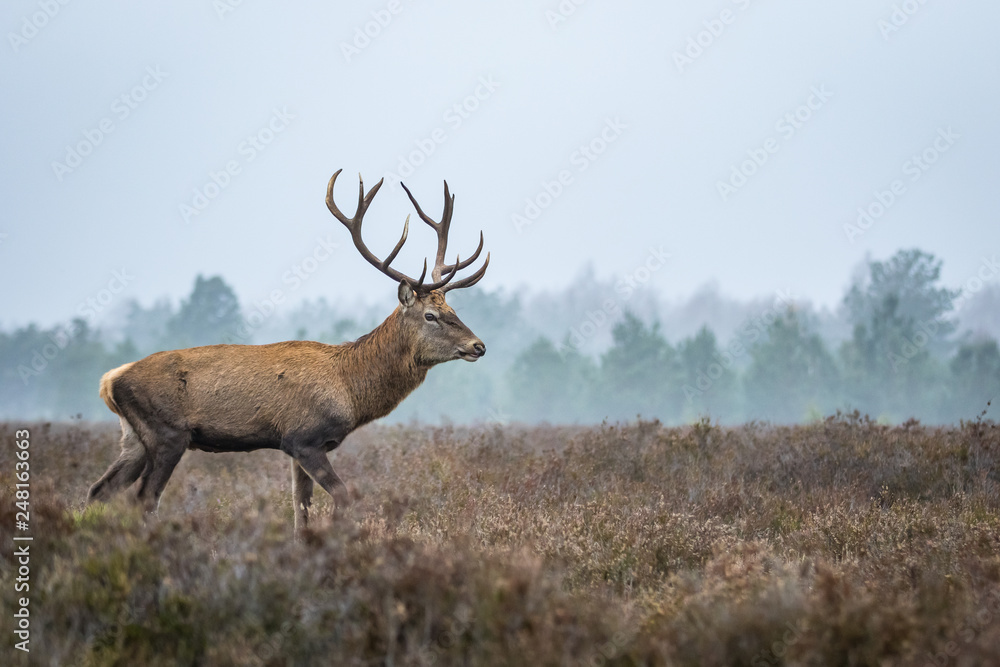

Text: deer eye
xmin=424 ymin=313 xmax=437 ymax=322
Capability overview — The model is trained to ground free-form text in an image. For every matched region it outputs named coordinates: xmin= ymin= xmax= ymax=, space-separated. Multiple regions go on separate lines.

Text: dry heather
xmin=1 ymin=414 xmax=999 ymax=666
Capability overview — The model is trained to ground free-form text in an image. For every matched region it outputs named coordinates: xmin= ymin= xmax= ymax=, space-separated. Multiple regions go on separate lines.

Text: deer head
xmin=325 ymin=169 xmax=489 ymax=365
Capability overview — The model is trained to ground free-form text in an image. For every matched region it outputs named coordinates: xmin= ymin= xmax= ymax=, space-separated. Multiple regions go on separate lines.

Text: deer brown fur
xmin=87 ymin=172 xmax=489 ymax=533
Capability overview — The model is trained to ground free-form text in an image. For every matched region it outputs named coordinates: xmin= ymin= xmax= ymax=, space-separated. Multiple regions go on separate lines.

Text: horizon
xmin=7 ymin=246 xmax=997 ymax=353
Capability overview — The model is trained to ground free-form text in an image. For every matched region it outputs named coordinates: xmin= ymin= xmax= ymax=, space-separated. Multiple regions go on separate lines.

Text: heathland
xmin=1 ymin=414 xmax=998 ymax=665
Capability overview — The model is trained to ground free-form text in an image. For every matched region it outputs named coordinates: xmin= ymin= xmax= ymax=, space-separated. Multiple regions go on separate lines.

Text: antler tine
xmin=414 ymin=258 xmax=428 ymax=288
xmin=440 ymin=231 xmax=484 ymax=275
xmin=440 ymin=252 xmax=490 ymax=293
xmin=381 ymin=215 xmax=409 ymax=270
xmin=400 ymin=180 xmax=455 ymax=282
xmin=326 ymin=169 xmax=381 ymax=225
xmin=326 ymin=170 xmax=421 ymax=287
xmin=438 ymin=180 xmax=454 ymax=237
xmin=420 ymin=253 xmax=461 ymax=292
xmin=324 ymin=169 xmax=349 ymax=222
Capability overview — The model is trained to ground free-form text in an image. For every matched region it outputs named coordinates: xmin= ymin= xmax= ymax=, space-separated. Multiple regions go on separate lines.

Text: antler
xmin=400 ymin=181 xmax=489 ymax=292
xmin=326 ymin=169 xmax=489 ymax=294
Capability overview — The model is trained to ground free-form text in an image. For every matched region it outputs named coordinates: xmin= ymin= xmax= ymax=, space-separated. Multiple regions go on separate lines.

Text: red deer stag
xmin=88 ymin=169 xmax=489 ymax=533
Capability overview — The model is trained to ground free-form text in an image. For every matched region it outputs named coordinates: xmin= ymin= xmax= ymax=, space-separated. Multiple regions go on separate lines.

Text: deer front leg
xmin=291 ymin=459 xmax=314 ymax=535
xmin=288 ymin=444 xmax=348 ymax=523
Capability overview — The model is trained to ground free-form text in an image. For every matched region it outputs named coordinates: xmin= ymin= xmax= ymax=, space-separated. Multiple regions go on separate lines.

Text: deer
xmin=87 ymin=169 xmax=489 ymax=534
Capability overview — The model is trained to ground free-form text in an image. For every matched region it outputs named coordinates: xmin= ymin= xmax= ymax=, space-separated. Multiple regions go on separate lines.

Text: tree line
xmin=1 ymin=249 xmax=997 ymax=424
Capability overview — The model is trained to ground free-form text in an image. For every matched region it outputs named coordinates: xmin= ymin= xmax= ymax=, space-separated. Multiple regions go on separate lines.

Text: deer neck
xmin=343 ymin=307 xmax=427 ymax=425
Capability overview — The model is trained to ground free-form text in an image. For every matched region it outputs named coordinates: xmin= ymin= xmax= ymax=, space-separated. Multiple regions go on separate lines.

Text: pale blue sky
xmin=2 ymin=0 xmax=998 ymax=327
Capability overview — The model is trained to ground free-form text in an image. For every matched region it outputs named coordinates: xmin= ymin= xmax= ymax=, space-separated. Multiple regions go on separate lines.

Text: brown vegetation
xmin=2 ymin=414 xmax=999 ymax=665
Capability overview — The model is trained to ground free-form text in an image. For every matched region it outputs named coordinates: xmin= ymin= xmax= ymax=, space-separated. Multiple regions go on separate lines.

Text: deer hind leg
xmin=135 ymin=430 xmax=189 ymax=515
xmin=88 ymin=418 xmax=149 ymax=504
xmin=292 ymin=459 xmax=314 ymax=535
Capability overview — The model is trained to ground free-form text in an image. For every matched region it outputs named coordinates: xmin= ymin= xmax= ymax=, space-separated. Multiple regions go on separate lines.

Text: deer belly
xmin=188 ymin=426 xmax=281 ymax=453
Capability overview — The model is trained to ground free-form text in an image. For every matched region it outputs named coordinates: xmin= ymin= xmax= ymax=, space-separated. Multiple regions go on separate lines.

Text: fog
xmin=3 ymin=248 xmax=998 ymax=425
xmin=2 ymin=2 xmax=998 ymax=424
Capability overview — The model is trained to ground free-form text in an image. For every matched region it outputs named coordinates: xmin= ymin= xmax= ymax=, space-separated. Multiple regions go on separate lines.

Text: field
xmin=2 ymin=415 xmax=999 ymax=666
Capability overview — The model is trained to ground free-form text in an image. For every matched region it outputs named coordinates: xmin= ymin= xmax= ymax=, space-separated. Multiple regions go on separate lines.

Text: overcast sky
xmin=2 ymin=0 xmax=998 ymax=328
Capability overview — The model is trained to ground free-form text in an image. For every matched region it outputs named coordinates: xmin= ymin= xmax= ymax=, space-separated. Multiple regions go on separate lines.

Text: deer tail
xmin=99 ymin=362 xmax=135 ymax=416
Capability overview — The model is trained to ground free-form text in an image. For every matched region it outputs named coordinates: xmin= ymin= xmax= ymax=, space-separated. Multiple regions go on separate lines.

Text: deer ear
xmin=398 ymin=280 xmax=416 ymax=308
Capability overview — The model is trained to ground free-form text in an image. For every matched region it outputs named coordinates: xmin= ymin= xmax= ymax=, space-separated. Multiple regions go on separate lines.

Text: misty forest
xmin=4 ymin=247 xmax=999 ymax=426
